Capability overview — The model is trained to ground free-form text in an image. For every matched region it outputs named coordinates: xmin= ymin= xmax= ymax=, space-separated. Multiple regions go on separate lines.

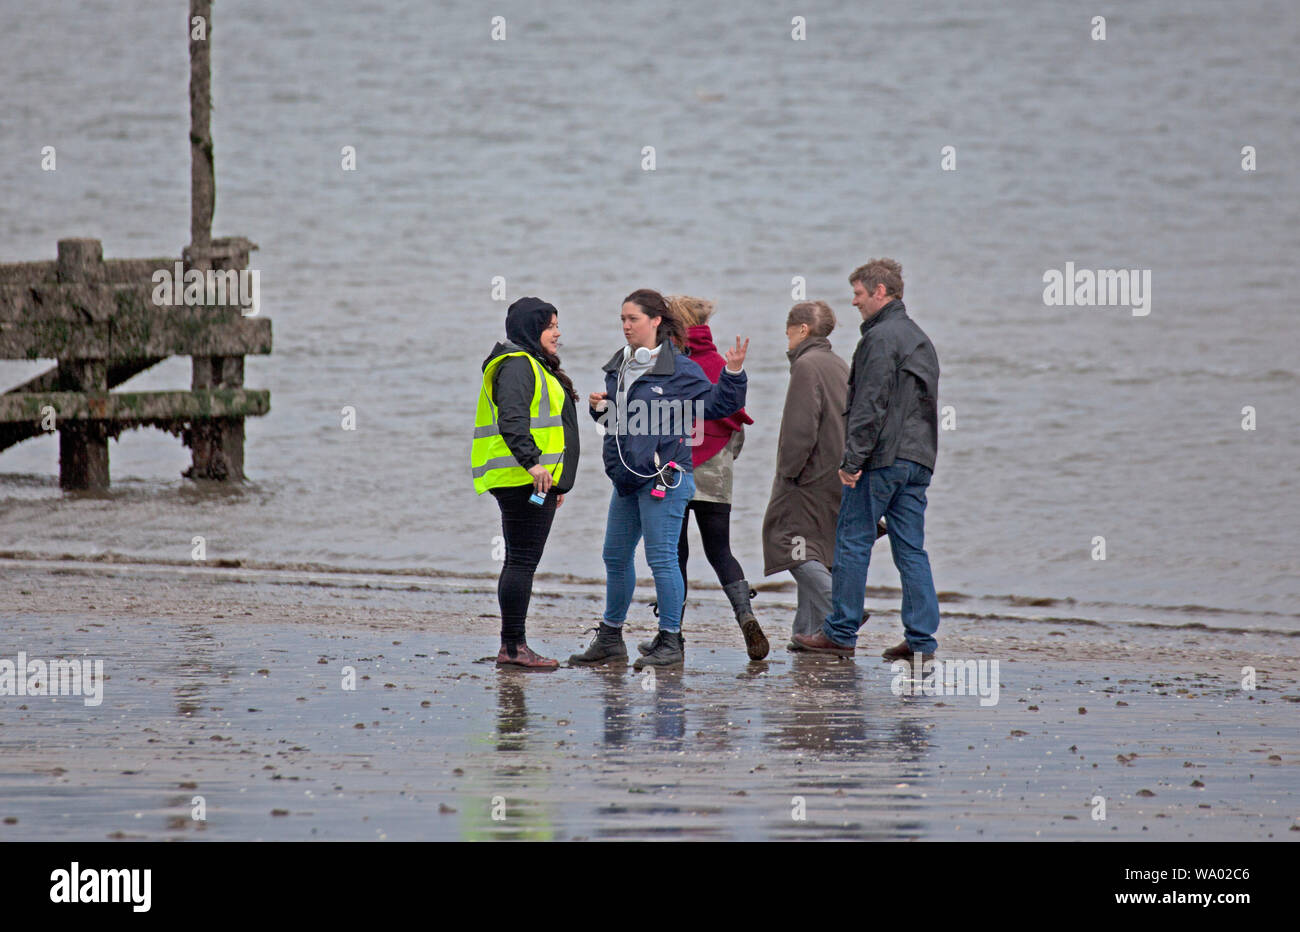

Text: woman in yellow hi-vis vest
xmin=471 ymin=297 xmax=580 ymax=669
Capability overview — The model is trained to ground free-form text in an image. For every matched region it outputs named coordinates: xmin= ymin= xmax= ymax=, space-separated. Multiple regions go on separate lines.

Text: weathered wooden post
xmin=55 ymin=238 xmax=110 ymax=489
xmin=184 ymin=0 xmax=244 ymax=481
xmin=0 ymin=0 xmax=271 ymax=489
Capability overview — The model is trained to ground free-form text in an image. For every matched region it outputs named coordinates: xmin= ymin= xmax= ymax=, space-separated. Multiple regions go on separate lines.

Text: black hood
xmin=480 ymin=296 xmax=559 ymax=369
xmin=509 ymin=295 xmax=558 ymax=358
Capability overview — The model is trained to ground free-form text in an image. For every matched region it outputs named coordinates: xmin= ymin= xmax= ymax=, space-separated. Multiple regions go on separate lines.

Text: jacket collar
xmin=602 ymin=338 xmax=681 ymax=376
xmin=483 ymin=339 xmax=531 ymax=371
xmin=860 ymin=298 xmax=906 ymax=335
xmin=787 ymin=335 xmax=832 ymax=365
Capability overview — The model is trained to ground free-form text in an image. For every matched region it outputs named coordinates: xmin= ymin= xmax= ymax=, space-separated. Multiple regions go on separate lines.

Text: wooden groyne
xmin=0 ymin=1 xmax=271 ymax=490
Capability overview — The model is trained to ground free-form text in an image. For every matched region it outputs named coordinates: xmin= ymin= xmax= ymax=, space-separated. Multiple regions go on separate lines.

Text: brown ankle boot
xmin=496 ymin=642 xmax=559 ymax=670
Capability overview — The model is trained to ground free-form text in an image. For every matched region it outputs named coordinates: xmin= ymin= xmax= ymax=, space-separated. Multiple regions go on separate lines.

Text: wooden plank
xmin=0 ymin=312 xmax=269 ymax=360
xmin=0 ymin=389 xmax=270 ymax=424
xmin=0 ymin=319 xmax=111 ymax=359
xmin=0 ymin=282 xmax=159 ymax=321
xmin=101 ymin=258 xmax=184 ymax=282
xmin=111 ymin=311 xmax=270 ymax=357
xmin=0 ymin=280 xmax=257 ymax=322
xmin=0 ymin=261 xmax=57 ymax=285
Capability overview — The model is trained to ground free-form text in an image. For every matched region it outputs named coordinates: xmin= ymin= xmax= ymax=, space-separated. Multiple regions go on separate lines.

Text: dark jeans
xmin=677 ymin=500 xmax=746 ymax=612
xmin=824 ymin=458 xmax=940 ymax=651
xmin=490 ymin=484 xmax=558 ymax=648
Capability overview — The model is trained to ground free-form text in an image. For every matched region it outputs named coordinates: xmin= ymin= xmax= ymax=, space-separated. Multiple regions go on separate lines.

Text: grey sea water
xmin=1 ymin=0 xmax=1297 ymax=629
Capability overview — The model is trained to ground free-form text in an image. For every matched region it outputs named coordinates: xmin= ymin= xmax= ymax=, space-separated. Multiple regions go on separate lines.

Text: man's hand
xmin=556 ymin=493 xmax=564 ymax=508
xmin=724 ymin=336 xmax=749 ymax=372
xmin=527 ymin=464 xmax=553 ymax=494
xmin=838 ymin=468 xmax=862 ymax=488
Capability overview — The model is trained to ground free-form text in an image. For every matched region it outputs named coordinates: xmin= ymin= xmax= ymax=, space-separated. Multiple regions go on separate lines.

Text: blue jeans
xmin=603 ymin=473 xmax=695 ymax=632
xmin=823 ymin=459 xmax=940 ymax=651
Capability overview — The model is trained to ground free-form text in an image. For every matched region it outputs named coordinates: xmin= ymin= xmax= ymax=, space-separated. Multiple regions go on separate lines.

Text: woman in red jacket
xmin=651 ymin=295 xmax=769 ymax=661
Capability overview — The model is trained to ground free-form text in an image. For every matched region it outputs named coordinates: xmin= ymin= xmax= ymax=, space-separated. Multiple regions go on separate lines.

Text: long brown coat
xmin=762 ymin=336 xmax=849 ymax=576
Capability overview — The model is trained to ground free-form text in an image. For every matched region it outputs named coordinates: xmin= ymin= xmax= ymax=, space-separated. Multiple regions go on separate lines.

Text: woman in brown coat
xmin=762 ymin=301 xmax=882 ymax=650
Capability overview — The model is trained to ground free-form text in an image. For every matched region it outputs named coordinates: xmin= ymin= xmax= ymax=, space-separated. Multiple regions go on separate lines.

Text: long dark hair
xmin=540 ymin=342 xmax=578 ymax=402
xmin=623 ymin=288 xmax=686 ymax=352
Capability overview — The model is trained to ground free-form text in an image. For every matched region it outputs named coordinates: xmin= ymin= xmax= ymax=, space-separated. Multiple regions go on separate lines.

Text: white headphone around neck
xmin=610 ymin=343 xmax=680 ymax=486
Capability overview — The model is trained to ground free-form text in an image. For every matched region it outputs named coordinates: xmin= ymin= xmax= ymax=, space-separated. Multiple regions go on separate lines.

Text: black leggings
xmin=677 ymin=500 xmax=745 ymax=609
xmin=490 ymin=485 xmax=558 ymax=647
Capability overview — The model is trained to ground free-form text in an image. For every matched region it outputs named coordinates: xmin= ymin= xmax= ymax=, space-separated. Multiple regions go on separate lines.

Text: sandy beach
xmin=1 ymin=555 xmax=1296 ymax=842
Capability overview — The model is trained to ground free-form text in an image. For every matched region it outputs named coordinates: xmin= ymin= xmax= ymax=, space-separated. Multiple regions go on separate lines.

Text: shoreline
xmin=1 ymin=558 xmax=1297 ymax=841
xmin=4 ymin=550 xmax=1297 ymax=640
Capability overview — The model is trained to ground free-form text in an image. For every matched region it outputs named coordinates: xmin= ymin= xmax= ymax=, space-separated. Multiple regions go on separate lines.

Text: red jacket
xmin=686 ymin=324 xmax=754 ymax=466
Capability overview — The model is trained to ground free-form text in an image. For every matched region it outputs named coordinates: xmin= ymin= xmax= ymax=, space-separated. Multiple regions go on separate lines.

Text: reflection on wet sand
xmin=761 ymin=654 xmax=933 ymax=839
xmin=456 ymin=671 xmax=557 ymax=840
xmin=172 ymin=623 xmax=219 ymax=718
xmin=5 ymin=616 xmax=1293 ymax=842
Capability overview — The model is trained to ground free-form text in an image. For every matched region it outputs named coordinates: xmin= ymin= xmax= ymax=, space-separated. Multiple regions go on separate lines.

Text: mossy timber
xmin=0 ymin=2 xmax=271 ymax=489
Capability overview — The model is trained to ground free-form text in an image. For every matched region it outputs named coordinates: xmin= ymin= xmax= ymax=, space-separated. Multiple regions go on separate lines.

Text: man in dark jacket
xmin=793 ymin=259 xmax=941 ymax=660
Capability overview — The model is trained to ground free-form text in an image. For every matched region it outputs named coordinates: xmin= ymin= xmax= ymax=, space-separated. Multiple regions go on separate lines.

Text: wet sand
xmin=1 ymin=557 xmax=1297 ymax=841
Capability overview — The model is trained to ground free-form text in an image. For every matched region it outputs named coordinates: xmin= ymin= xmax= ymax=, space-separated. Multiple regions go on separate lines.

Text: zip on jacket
xmin=591 ymin=339 xmax=747 ymax=496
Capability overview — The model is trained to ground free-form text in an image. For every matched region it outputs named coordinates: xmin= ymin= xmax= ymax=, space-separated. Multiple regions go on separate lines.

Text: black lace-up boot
xmin=568 ymin=623 xmax=628 ymax=666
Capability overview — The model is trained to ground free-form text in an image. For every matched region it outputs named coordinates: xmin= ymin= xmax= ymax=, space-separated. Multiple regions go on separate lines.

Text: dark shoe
xmin=881 ymin=640 xmax=935 ymax=663
xmin=639 ymin=600 xmax=683 ymax=654
xmin=638 ymin=630 xmax=684 ymax=655
xmin=569 ymin=623 xmax=628 ymax=666
xmin=723 ymin=579 xmax=768 ymax=660
xmin=633 ymin=630 xmax=684 ymax=670
xmin=791 ymin=610 xmax=867 ymax=652
xmin=496 ymin=642 xmax=559 ymax=670
xmin=791 ymin=631 xmax=855 ymax=656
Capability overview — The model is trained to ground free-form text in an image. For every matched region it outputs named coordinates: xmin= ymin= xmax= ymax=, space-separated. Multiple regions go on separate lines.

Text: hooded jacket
xmin=684 ymin=324 xmax=754 ymax=467
xmin=841 ymin=299 xmax=940 ymax=473
xmin=479 ymin=297 xmax=580 ymax=494
xmin=591 ymin=339 xmax=747 ymax=496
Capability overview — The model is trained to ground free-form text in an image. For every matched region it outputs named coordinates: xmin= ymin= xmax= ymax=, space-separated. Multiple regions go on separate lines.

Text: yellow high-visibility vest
xmin=470 ymin=351 xmax=566 ymax=494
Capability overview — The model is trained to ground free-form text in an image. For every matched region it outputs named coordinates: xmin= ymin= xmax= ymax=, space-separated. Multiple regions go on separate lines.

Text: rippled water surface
xmin=2 ymin=1 xmax=1297 ymax=622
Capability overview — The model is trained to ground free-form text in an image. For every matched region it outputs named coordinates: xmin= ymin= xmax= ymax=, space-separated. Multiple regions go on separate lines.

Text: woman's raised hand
xmin=724 ymin=336 xmax=750 ymax=372
xmin=589 ymin=390 xmax=609 ymax=410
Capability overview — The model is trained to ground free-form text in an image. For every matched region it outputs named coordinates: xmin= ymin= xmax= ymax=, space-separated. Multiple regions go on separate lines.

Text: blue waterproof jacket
xmin=591 ymin=339 xmax=747 ymax=496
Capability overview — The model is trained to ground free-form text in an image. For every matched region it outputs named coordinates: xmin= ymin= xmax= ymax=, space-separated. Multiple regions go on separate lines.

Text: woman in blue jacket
xmin=569 ymin=289 xmax=749 ymax=670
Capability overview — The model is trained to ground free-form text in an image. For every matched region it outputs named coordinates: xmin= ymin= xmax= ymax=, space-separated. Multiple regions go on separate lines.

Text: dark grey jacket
xmin=841 ymin=300 xmax=940 ymax=473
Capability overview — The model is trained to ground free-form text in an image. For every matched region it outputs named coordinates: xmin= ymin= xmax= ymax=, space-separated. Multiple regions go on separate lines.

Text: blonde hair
xmin=665 ymin=294 xmax=715 ymax=328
